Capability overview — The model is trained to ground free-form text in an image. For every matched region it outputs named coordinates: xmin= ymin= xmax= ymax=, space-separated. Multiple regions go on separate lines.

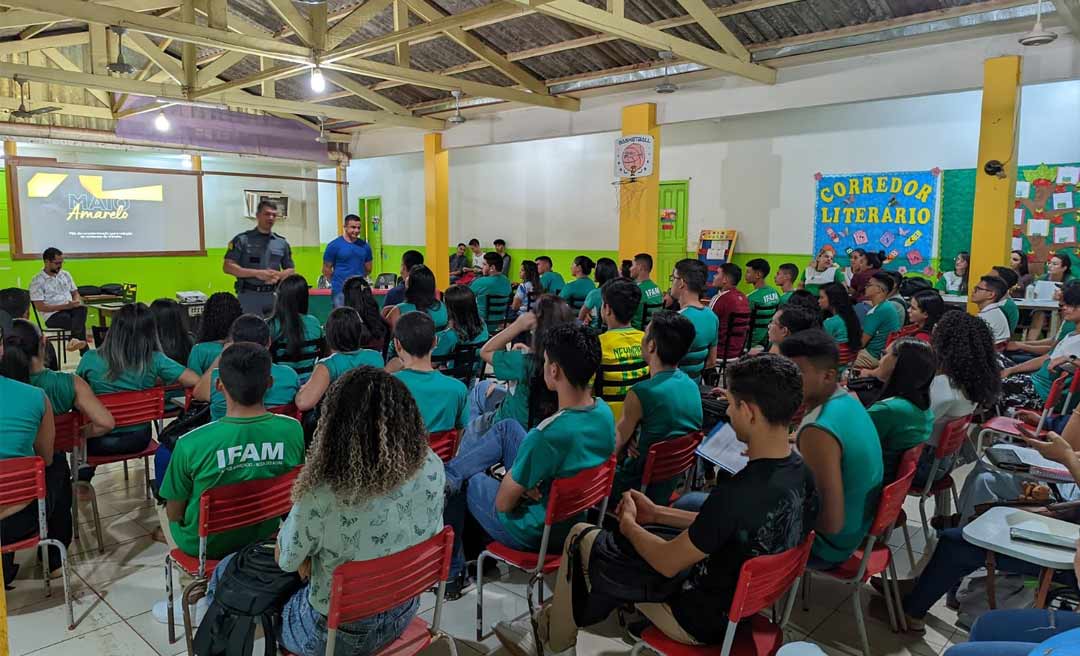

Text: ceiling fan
xmin=8 ymin=77 xmax=60 ymax=121
xmin=107 ymin=27 xmax=135 ymax=75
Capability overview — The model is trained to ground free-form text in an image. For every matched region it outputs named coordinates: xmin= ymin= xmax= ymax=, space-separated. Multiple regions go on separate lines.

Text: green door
xmin=657 ymin=181 xmax=689 ymax=284
xmin=358 ymin=196 xmax=384 ymax=275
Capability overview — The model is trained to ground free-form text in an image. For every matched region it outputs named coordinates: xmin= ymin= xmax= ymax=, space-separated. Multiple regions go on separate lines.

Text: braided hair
xmin=931 ymin=310 xmax=1001 ymax=408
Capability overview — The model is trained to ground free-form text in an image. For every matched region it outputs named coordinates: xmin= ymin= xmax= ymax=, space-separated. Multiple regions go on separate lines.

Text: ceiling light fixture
xmin=447 ymin=89 xmax=466 ymax=125
xmin=655 ymin=50 xmax=678 ymax=94
xmin=310 ymin=65 xmax=326 ymax=93
xmin=154 ymin=110 xmax=170 ymax=132
xmin=1018 ymin=0 xmax=1057 ymax=45
xmin=315 ymin=116 xmax=328 ymax=143
xmin=107 ymin=27 xmax=135 ymax=75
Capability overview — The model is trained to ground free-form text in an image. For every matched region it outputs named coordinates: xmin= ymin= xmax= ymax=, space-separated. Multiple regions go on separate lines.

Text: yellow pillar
xmin=618 ymin=103 xmax=661 ymax=275
xmin=336 ymin=164 xmax=346 ymax=236
xmin=969 ymin=56 xmax=1022 ymax=314
xmin=425 ymin=133 xmax=450 ymax=289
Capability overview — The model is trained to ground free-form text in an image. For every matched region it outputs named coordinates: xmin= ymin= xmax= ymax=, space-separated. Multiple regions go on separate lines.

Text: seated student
xmin=386 ymin=264 xmax=448 ymax=332
xmin=708 ymin=263 xmax=751 ymax=359
xmin=512 ymin=260 xmax=542 ymax=318
xmin=186 ymin=292 xmax=243 ymax=375
xmin=670 ymin=259 xmax=718 ymax=382
xmin=342 ymin=275 xmax=391 ymax=355
xmin=901 ymin=424 xmax=1080 ymax=633
xmin=745 ymin=258 xmax=782 ymax=348
xmin=819 ymin=282 xmax=862 ymax=358
xmin=944 ymin=607 xmax=1080 ymax=656
xmin=935 ymin=251 xmax=970 ymax=296
xmin=205 ymin=367 xmax=444 ymax=656
xmin=384 ymin=249 xmax=423 ymax=307
xmin=391 ymin=312 xmax=468 ymax=434
xmin=887 ymin=289 xmax=944 ymax=347
xmin=579 ymin=258 xmax=619 ymax=330
xmin=612 ymin=310 xmax=701 ymax=503
xmin=537 ymin=255 xmax=565 ymax=295
xmin=595 ymin=278 xmax=646 ymax=421
xmin=866 ymin=339 xmax=936 ymax=483
xmin=156 ymin=343 xmax=305 ymax=624
xmin=464 ymin=296 xmax=573 ymax=442
xmin=149 ymin=298 xmax=195 ymax=367
xmin=470 ymin=252 xmax=514 ymax=330
xmin=630 ymin=253 xmax=664 ymax=330
xmin=295 ymin=308 xmax=383 ymax=412
xmin=779 ymin=329 xmax=883 ymax=568
xmin=883 ymin=270 xmax=910 ymax=323
xmin=763 ymin=305 xmax=820 ymax=354
xmin=853 ymin=272 xmax=904 ymax=369
xmin=450 ymin=242 xmax=470 ymax=284
xmin=990 ymin=266 xmax=1021 ymax=333
xmin=443 ymin=323 xmax=614 ymax=588
xmin=2 ymin=287 xmax=59 ymax=371
xmin=775 ymin=262 xmax=799 ymax=305
xmin=268 ymin=274 xmax=324 ymax=382
xmin=1001 ymin=282 xmax=1080 ymax=407
xmin=193 ymin=314 xmax=302 ymax=421
xmin=494 ymin=238 xmax=512 ymax=274
xmin=785 ymin=289 xmax=822 ymax=315
xmin=560 ymin=255 xmax=597 ymax=310
xmin=494 ymin=354 xmax=819 ymax=653
xmin=972 ymin=274 xmax=1011 ymax=345
xmin=77 ymin=303 xmax=199 ymax=482
xmin=431 ymin=284 xmax=489 ymax=367
xmin=801 ymin=245 xmax=845 ymax=296
xmin=0 ymin=326 xmax=66 ymax=585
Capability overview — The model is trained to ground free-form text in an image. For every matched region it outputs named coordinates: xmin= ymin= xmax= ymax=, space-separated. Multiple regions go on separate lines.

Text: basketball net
xmin=613 ymin=166 xmax=644 ymax=215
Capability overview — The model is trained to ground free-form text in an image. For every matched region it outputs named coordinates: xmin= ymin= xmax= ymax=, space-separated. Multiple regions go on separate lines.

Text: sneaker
xmin=152 ymin=597 xmax=208 ymax=626
xmin=494 ymin=618 xmax=538 ymax=656
xmin=445 ymin=572 xmax=473 ymax=601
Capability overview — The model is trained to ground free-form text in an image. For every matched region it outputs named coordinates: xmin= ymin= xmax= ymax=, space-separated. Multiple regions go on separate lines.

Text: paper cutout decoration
xmin=906 ymin=250 xmax=923 ymax=265
xmin=1016 ymin=181 xmax=1032 ymax=198
xmin=853 ymin=230 xmax=868 ymax=245
xmin=1013 ymin=237 xmax=1024 ymax=250
xmin=1015 ymin=209 xmax=1025 ymax=225
xmin=1053 ymin=193 xmax=1074 ymax=210
xmin=880 ymin=231 xmax=896 ymax=248
xmin=1029 ymin=219 xmax=1051 ymax=236
xmin=1057 ymin=167 xmax=1080 ymax=185
xmin=904 ymin=229 xmax=923 ymax=247
xmin=1054 ymin=226 xmax=1077 ymax=244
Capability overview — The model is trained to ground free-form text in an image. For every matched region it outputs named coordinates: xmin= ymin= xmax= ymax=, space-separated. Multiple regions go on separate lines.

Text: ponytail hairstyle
xmin=270 ymin=274 xmax=311 ymax=361
xmin=573 ymin=255 xmax=595 ymax=278
xmin=343 ymin=276 xmax=389 ymax=347
xmin=911 ymin=290 xmax=945 ymax=335
xmin=865 ymin=250 xmax=886 ymax=270
xmin=404 ymin=265 xmax=438 ymax=312
xmin=821 ymin=282 xmax=862 ymax=354
xmin=0 ymin=318 xmax=40 ymax=383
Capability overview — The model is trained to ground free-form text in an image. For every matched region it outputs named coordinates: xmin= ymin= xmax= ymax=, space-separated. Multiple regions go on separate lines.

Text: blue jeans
xmin=458 ymin=381 xmax=507 ymax=449
xmin=943 ymin=609 xmax=1080 ymax=656
xmin=444 ymin=419 xmax=532 ymax=578
xmin=78 ymin=425 xmax=153 ymax=482
xmin=154 ymin=445 xmax=172 ymax=483
xmin=902 ymin=528 xmax=1078 ymax=618
xmin=208 ymin=553 xmax=420 ymax=656
xmin=333 ymin=291 xmax=345 ymax=308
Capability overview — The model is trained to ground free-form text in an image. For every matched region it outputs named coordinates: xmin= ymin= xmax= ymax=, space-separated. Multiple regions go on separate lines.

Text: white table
xmin=942 ymin=295 xmax=1062 ymax=336
xmin=962 ymin=507 xmax=1077 ymax=607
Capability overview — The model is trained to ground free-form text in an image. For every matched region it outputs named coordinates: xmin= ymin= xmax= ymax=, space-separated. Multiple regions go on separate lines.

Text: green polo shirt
xmin=29 ymin=368 xmax=76 ymax=415
xmin=868 ymin=396 xmax=933 ymax=483
xmin=1002 ymin=297 xmax=1019 ymax=334
xmin=861 ymin=301 xmax=903 ymax=359
xmin=208 ymin=364 xmax=300 ymax=421
xmin=187 ymin=341 xmax=225 ymax=376
xmin=747 ymin=286 xmax=781 ymax=346
xmin=678 ymin=305 xmax=718 ymax=381
xmin=823 ymin=315 xmax=848 ymax=346
xmin=395 ymin=301 xmax=449 ymax=331
xmin=500 ymin=400 xmax=615 ymax=547
xmin=560 ymin=277 xmax=597 ymax=309
xmin=269 ymin=314 xmax=324 ymax=379
xmin=77 ymin=350 xmax=187 ymax=432
xmin=779 ymin=290 xmax=795 ymax=305
xmin=540 ymin=271 xmax=565 ymax=295
xmin=159 ymin=413 xmax=305 ymax=558
xmin=319 ymin=350 xmax=384 ymax=383
xmin=491 ymin=350 xmax=536 ymax=427
xmin=633 ymin=279 xmax=664 ymax=330
xmin=471 ymin=274 xmax=513 ymax=327
xmin=393 ymin=369 xmax=468 ymax=433
xmin=0 ymin=375 xmax=46 ymax=459
xmin=582 ymin=288 xmax=604 ymax=329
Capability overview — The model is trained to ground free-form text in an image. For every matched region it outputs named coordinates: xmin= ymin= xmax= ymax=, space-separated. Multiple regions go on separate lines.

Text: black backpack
xmin=193 ymin=539 xmax=303 ymax=656
xmin=899 ymin=276 xmax=933 ymax=298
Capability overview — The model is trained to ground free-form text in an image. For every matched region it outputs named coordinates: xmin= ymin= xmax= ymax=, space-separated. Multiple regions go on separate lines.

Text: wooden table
xmin=81 ymin=294 xmax=123 ymax=304
xmin=94 ymin=302 xmax=126 ymax=328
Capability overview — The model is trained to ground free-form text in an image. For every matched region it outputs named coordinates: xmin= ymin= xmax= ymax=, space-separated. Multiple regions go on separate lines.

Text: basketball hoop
xmin=615 ymin=135 xmax=654 ymax=181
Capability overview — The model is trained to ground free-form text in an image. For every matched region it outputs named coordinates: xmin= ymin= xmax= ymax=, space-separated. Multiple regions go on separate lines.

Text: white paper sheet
xmin=1057 ymin=166 xmax=1080 ymax=185
xmin=1055 ymin=226 xmax=1077 ymax=244
xmin=1015 ymin=209 xmax=1025 ymax=225
xmin=1053 ymin=192 xmax=1074 ymax=210
xmin=1013 ymin=237 xmax=1024 ymax=251
xmin=695 ymin=423 xmax=748 ymax=475
xmin=1029 ymin=219 xmax=1050 ymax=236
xmin=1016 ymin=181 xmax=1032 ymax=198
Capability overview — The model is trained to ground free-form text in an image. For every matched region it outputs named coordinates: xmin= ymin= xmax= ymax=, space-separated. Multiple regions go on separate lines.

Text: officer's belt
xmin=239 ymin=282 xmax=277 ymax=293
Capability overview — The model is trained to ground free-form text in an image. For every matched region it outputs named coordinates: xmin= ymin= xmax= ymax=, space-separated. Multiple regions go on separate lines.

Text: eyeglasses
xmin=974 ymin=286 xmax=992 ymax=293
xmin=669 ymin=274 xmax=682 ymax=283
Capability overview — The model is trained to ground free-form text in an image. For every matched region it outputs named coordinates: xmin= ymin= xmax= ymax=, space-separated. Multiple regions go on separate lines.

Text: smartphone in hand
xmin=1018 ymin=423 xmax=1053 ymax=443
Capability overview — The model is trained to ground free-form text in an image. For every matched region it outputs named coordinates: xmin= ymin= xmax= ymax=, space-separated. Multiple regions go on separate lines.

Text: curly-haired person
xmin=210 ymin=366 xmax=445 ymax=656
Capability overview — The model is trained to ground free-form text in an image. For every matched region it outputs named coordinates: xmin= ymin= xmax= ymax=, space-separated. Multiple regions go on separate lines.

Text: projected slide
xmin=11 ymin=161 xmax=205 ymax=258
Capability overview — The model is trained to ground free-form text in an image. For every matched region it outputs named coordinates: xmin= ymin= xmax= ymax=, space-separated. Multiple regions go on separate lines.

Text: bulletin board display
xmin=939 ymin=162 xmax=1080 ymax=276
xmin=812 ymin=170 xmax=942 ymax=277
xmin=697 ymin=229 xmax=738 ymax=288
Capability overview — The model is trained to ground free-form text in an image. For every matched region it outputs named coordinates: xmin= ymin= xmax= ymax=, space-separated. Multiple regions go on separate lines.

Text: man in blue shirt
xmin=322 ymin=214 xmax=373 ymax=307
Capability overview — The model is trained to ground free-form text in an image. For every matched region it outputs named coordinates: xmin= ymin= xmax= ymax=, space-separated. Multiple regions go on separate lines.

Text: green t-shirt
xmin=540 ymin=271 xmax=565 ymax=295
xmin=1002 ymin=297 xmax=1019 ymax=334
xmin=491 ymin=349 xmax=536 ymax=427
xmin=801 ymin=266 xmax=845 ymax=296
xmin=471 ymin=274 xmax=513 ymax=327
xmin=677 ymin=306 xmax=719 ymax=381
xmin=613 ymin=369 xmax=702 ymax=503
xmin=395 ymin=301 xmax=449 ymax=331
xmin=187 ymin=341 xmax=224 ymax=376
xmin=868 ymin=396 xmax=933 ymax=483
xmin=208 ymin=363 xmax=300 ymax=421
xmin=0 ymin=375 xmax=45 ymax=459
xmin=747 ymin=286 xmax=781 ymax=346
xmin=861 ymin=301 xmax=903 ymax=359
xmin=269 ymin=314 xmax=324 ymax=379
xmin=633 ymin=279 xmax=663 ymax=330
xmin=77 ymin=350 xmax=187 ymax=432
xmin=798 ymin=388 xmax=883 ymax=564
xmin=560 ymin=277 xmax=596 ymax=309
xmin=823 ymin=314 xmax=848 ymax=346
xmin=432 ymin=326 xmax=489 ymax=376
xmin=582 ymin=288 xmax=603 ymax=329
xmin=29 ymin=368 xmax=76 ymax=415
xmin=319 ymin=350 xmax=384 ymax=383
xmin=159 ymin=413 xmax=305 ymax=558
xmin=778 ymin=290 xmax=794 ymax=306
xmin=393 ymin=369 xmax=468 ymax=432
xmin=501 ymin=401 xmax=616 ymax=547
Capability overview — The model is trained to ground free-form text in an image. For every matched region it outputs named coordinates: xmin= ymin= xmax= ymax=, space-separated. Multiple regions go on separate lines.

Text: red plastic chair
xmin=837 ymin=344 xmax=859 ymax=367
xmin=804 ymin=465 xmax=918 ymax=656
xmin=908 ymin=414 xmax=972 ymax=536
xmin=428 ymin=430 xmax=461 ymax=463
xmin=0 ymin=457 xmax=74 ymax=629
xmin=977 ymin=371 xmax=1078 ymax=451
xmin=630 ymin=532 xmax=816 ymax=656
xmin=78 ymin=387 xmax=167 ymax=553
xmin=51 ymin=411 xmax=88 ymax=544
xmin=475 ymin=455 xmax=617 ymax=641
xmin=164 ymin=466 xmax=301 ymax=654
xmin=267 ymin=402 xmax=302 ymax=420
xmin=640 ymin=432 xmax=704 ymax=496
xmin=893 ymin=444 xmax=925 ymax=570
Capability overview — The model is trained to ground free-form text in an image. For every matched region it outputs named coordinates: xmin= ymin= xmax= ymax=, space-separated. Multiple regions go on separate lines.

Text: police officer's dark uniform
xmin=224 ymin=228 xmax=294 ymax=316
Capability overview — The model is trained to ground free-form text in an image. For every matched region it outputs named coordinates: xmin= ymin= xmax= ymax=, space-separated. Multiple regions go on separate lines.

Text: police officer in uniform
xmin=223 ymin=200 xmax=295 ymax=316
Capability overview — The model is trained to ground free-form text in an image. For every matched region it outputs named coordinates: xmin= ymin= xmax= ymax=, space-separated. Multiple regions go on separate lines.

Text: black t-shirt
xmin=670 ymin=452 xmax=820 ymax=644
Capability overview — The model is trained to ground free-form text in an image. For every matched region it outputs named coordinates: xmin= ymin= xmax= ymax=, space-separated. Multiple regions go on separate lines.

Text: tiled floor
xmin=6 ymin=457 xmax=977 ymax=656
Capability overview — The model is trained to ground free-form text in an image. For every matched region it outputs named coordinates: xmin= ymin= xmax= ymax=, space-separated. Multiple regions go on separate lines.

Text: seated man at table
xmin=28 ymin=248 xmax=88 ymax=353
xmin=1000 ymin=283 xmax=1080 ymax=409
xmin=154 ymin=342 xmax=304 ymax=623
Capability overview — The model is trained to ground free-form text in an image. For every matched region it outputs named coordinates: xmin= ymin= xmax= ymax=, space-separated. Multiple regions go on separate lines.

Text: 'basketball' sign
xmin=615 ymin=135 xmax=654 ymax=178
